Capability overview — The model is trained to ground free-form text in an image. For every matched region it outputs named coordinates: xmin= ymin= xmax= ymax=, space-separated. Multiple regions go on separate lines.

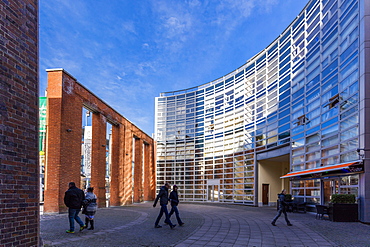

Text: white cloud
xmin=121 ymin=21 xmax=137 ymax=35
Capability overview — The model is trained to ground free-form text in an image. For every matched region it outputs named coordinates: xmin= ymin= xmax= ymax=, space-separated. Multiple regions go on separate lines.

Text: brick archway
xmin=43 ymin=69 xmax=156 ymax=213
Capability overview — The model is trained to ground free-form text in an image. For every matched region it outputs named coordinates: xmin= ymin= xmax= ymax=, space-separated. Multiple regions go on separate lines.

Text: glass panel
xmin=340 ymin=126 xmax=358 ymax=141
xmin=292 ymin=147 xmax=305 ymax=156
xmin=322 ymin=135 xmax=338 ymax=147
xmin=306 ymin=179 xmax=320 ymax=187
xmin=292 ymin=163 xmax=305 ymax=171
xmin=292 ymin=155 xmax=304 ymax=165
xmin=306 ymin=151 xmax=320 ymax=161
xmin=306 ymin=142 xmax=320 ymax=152
xmin=292 ymin=180 xmax=305 ymax=187
xmin=322 ymin=146 xmax=338 ymax=156
xmin=340 ymin=187 xmax=358 ymax=195
xmin=292 ymin=138 xmax=305 ymax=147
xmin=292 ymin=189 xmax=304 ymax=196
xmin=340 ymin=151 xmax=358 ymax=162
xmin=340 ymin=138 xmax=358 ymax=152
xmin=340 ymin=114 xmax=358 ymax=129
xmin=306 ymin=133 xmax=320 ymax=144
xmin=340 ymin=174 xmax=359 ymax=186
xmin=321 ymin=156 xmax=339 ymax=165
xmin=306 ymin=116 xmax=320 ymax=129
xmin=306 ymin=188 xmax=320 ymax=197
xmin=306 ymin=160 xmax=320 ymax=169
xmin=322 ymin=124 xmax=338 ymax=138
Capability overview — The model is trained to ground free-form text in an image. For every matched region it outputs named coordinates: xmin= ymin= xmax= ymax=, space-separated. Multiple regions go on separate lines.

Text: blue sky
xmin=39 ymin=0 xmax=308 ymax=135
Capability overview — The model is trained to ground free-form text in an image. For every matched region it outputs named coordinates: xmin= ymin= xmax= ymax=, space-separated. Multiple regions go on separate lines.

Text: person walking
xmin=168 ymin=185 xmax=184 ymax=226
xmin=83 ymin=187 xmax=97 ymax=230
xmin=271 ymin=189 xmax=293 ymax=226
xmin=153 ymin=182 xmax=176 ymax=229
xmin=64 ymin=182 xmax=86 ymax=233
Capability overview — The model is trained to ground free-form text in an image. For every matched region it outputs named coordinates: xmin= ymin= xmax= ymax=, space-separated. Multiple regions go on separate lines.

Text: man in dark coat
xmin=271 ymin=189 xmax=293 ymax=226
xmin=168 ymin=185 xmax=184 ymax=226
xmin=64 ymin=182 xmax=86 ymax=233
xmin=153 ymin=182 xmax=176 ymax=229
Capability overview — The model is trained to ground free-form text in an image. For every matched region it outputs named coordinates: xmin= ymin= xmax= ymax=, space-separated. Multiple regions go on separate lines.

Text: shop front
xmin=281 ymin=161 xmax=364 ymax=210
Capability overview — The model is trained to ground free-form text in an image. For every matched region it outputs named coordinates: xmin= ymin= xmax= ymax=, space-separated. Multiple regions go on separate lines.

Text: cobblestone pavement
xmin=41 ymin=202 xmax=370 ymax=247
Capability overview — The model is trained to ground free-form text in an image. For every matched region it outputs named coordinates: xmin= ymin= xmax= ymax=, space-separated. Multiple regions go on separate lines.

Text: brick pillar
xmin=122 ymin=127 xmax=133 ymax=205
xmin=44 ymin=71 xmax=83 ymax=213
xmin=150 ymin=143 xmax=157 ymax=200
xmin=91 ymin=113 xmax=107 ymax=208
xmin=143 ymin=143 xmax=155 ymax=201
xmin=118 ymin=124 xmax=127 ymax=205
xmin=133 ymin=138 xmax=143 ymax=202
xmin=109 ymin=124 xmax=120 ymax=206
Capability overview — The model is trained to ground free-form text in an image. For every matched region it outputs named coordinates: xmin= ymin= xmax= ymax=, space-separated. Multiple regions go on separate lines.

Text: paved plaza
xmin=41 ymin=202 xmax=370 ymax=247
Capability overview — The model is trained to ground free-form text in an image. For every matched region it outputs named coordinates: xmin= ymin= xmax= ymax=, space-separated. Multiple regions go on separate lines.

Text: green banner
xmin=39 ymin=97 xmax=47 ymax=153
xmin=39 ymin=97 xmax=47 ymax=131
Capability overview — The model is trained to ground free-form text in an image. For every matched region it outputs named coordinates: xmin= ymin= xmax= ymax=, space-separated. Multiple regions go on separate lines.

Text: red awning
xmin=280 ymin=161 xmax=359 ymax=179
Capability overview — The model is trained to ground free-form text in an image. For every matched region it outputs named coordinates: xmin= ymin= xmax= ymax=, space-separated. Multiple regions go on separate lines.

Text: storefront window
xmin=306 ymin=188 xmax=320 ymax=197
xmin=339 ymin=174 xmax=359 ymax=197
xmin=292 ymin=189 xmax=304 ymax=196
xmin=340 ymin=187 xmax=358 ymax=195
xmin=340 ymin=174 xmax=359 ymax=186
xmin=306 ymin=197 xmax=320 ymax=204
xmin=305 ymin=179 xmax=320 ymax=187
xmin=291 ymin=180 xmax=304 ymax=187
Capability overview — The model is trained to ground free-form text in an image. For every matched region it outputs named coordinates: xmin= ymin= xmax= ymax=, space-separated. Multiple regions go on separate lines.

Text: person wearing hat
xmin=168 ymin=185 xmax=184 ymax=226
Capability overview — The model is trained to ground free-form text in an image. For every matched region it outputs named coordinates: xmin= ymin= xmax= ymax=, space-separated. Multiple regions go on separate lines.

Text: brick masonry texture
xmin=0 ymin=0 xmax=39 ymax=246
xmin=44 ymin=69 xmax=156 ymax=213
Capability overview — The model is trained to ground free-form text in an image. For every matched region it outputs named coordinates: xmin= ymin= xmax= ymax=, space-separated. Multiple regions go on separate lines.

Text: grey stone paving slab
xmin=40 ymin=202 xmax=370 ymax=246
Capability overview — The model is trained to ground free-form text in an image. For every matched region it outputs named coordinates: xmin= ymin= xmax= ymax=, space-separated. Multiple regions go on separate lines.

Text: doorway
xmin=207 ymin=185 xmax=219 ymax=202
xmin=262 ymin=184 xmax=269 ymax=205
xmin=323 ymin=179 xmax=339 ymax=205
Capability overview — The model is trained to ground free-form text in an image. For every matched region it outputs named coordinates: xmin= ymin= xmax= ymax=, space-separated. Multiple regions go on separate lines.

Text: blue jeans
xmin=68 ymin=208 xmax=84 ymax=231
xmin=272 ymin=207 xmax=291 ymax=224
xmin=155 ymin=204 xmax=174 ymax=226
xmin=169 ymin=205 xmax=183 ymax=225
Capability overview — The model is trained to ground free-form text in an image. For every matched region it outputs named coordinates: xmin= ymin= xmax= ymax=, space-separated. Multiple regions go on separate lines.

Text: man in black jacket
xmin=169 ymin=185 xmax=184 ymax=226
xmin=271 ymin=189 xmax=293 ymax=226
xmin=153 ymin=182 xmax=176 ymax=229
xmin=64 ymin=182 xmax=86 ymax=233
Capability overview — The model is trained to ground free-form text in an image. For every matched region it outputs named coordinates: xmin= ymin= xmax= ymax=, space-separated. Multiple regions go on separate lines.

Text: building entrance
xmin=207 ymin=185 xmax=219 ymax=202
xmin=262 ymin=184 xmax=269 ymax=205
xmin=323 ymin=179 xmax=339 ymax=205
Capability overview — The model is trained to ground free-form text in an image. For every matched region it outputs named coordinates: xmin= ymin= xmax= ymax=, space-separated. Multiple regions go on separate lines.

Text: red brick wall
xmin=44 ymin=69 xmax=156 ymax=212
xmin=91 ymin=113 xmax=107 ymax=208
xmin=0 ymin=0 xmax=39 ymax=246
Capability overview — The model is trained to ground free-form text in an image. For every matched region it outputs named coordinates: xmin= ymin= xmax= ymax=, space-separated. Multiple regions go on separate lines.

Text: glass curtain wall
xmin=155 ymin=0 xmax=361 ymax=205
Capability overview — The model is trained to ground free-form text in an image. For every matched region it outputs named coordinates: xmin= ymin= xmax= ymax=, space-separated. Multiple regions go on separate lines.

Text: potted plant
xmin=329 ymin=194 xmax=358 ymax=222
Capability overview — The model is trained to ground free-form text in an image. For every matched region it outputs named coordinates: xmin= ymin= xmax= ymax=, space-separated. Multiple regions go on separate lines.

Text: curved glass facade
xmin=155 ymin=0 xmax=369 ymax=219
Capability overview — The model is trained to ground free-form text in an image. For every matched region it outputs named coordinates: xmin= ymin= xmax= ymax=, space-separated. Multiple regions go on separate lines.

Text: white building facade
xmin=154 ymin=0 xmax=370 ymax=223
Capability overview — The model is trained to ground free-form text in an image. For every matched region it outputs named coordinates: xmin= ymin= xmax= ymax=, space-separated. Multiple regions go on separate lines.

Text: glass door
xmin=207 ymin=185 xmax=219 ymax=202
xmin=322 ymin=179 xmax=339 ymax=205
